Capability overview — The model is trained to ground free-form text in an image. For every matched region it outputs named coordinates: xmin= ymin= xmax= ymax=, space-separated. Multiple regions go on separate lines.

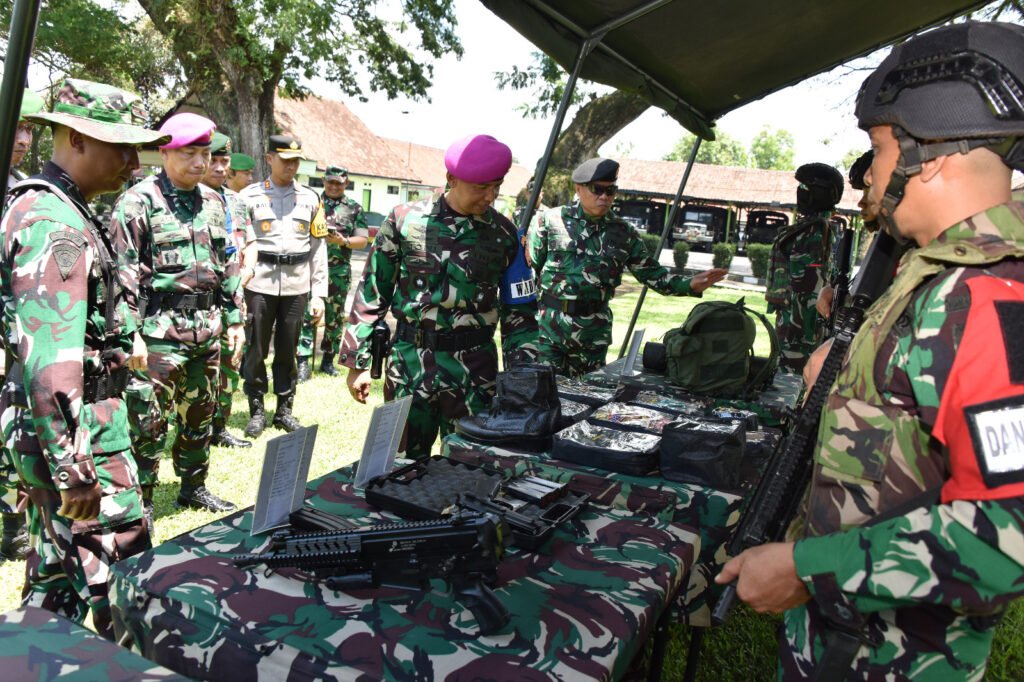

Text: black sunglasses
xmin=586 ymin=183 xmax=618 ymax=197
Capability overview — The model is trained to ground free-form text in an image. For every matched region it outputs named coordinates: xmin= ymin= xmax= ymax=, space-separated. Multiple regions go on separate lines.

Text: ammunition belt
xmin=540 ymin=292 xmax=606 ymax=316
xmin=395 ymin=321 xmax=495 ymax=353
xmin=258 ymin=251 xmax=310 ymax=265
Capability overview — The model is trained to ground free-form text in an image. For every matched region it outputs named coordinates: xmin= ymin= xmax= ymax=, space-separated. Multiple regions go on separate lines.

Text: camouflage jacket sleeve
xmin=624 ymin=223 xmax=694 ymax=297
xmin=339 ymin=209 xmax=401 ymax=370
xmin=6 ymin=198 xmax=97 ymax=489
xmin=351 ymin=203 xmax=369 ymax=239
xmin=526 ymin=210 xmax=548 ymax=272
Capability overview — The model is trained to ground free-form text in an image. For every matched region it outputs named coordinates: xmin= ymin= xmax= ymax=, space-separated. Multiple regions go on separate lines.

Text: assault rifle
xmin=712 ymin=230 xmax=908 ymax=625
xmin=827 ymin=227 xmax=855 ymax=336
xmin=234 ymin=511 xmax=510 ymax=635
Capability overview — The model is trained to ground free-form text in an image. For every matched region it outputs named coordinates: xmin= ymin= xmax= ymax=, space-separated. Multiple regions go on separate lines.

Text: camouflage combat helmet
xmin=795 ymin=162 xmax=844 ymax=213
xmin=855 ymin=21 xmax=1024 ymax=219
xmin=23 ymin=78 xmax=169 ymax=147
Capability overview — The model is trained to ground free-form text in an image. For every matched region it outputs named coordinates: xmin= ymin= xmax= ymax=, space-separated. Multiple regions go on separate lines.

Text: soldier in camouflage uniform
xmin=0 ymin=78 xmax=165 ymax=638
xmin=527 ymin=158 xmax=726 ymax=378
xmin=718 ymin=22 xmax=1024 ymax=680
xmin=1 ymin=89 xmax=46 ymax=563
xmin=113 ymin=113 xmax=244 ymax=517
xmin=765 ymin=162 xmax=844 ymax=373
xmin=201 ymin=133 xmax=252 ymax=449
xmin=296 ymin=165 xmax=368 ymax=380
xmin=341 ymin=134 xmax=536 ymax=459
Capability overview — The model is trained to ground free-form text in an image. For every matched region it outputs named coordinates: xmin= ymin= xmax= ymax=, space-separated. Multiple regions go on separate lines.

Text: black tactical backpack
xmin=658 ymin=298 xmax=779 ymax=398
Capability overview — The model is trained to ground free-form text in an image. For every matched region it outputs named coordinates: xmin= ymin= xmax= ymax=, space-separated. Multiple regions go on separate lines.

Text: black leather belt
xmin=258 ymin=251 xmax=310 ymax=265
xmin=540 ymin=292 xmax=606 ymax=316
xmin=145 ymin=290 xmax=216 ymax=313
xmin=395 ymin=321 xmax=495 ymax=352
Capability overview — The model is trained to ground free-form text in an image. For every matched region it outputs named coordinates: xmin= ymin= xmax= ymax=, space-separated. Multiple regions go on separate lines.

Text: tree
xmin=750 ymin=125 xmax=796 ymax=170
xmin=663 ymin=131 xmax=750 ymax=167
xmin=135 ymin=0 xmax=462 ymax=176
xmin=839 ymin=147 xmax=867 ymax=174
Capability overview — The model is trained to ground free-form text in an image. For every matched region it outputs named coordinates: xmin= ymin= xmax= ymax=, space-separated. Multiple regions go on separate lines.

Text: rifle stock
xmin=713 ymin=231 xmax=907 ymax=625
xmin=234 ymin=511 xmax=510 ymax=635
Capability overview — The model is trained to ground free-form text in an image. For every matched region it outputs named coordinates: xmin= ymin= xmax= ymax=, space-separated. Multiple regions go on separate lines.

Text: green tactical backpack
xmin=662 ymin=298 xmax=780 ymax=398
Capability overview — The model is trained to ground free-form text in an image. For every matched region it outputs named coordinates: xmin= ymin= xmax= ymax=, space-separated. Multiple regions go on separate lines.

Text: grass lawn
xmin=1 ymin=275 xmax=1022 ymax=680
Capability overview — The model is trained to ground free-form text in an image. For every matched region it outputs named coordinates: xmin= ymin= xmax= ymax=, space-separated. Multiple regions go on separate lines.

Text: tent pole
xmin=618 ymin=136 xmax=702 ymax=358
xmin=517 ymin=33 xmax=604 ymax=233
xmin=0 ymin=0 xmax=43 ymax=199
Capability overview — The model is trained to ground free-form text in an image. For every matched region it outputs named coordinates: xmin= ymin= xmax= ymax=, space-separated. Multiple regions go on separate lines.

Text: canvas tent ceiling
xmin=480 ymin=0 xmax=990 ymax=139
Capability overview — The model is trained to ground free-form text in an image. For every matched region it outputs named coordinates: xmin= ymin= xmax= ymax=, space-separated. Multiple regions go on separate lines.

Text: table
xmin=109 ymin=469 xmax=699 ymax=681
xmin=0 ymin=605 xmax=186 ymax=681
xmin=442 ymin=434 xmax=744 ymax=627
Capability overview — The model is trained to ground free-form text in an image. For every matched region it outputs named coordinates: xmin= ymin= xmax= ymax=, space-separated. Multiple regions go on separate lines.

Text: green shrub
xmin=640 ymin=233 xmax=661 ymax=257
xmin=672 ymin=241 xmax=690 ymax=269
xmin=712 ymin=242 xmax=735 ymax=270
xmin=746 ymin=243 xmax=772 ymax=279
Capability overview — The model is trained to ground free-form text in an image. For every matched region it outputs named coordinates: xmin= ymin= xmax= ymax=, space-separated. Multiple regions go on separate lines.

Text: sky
xmin=343 ymin=0 xmax=877 ymax=171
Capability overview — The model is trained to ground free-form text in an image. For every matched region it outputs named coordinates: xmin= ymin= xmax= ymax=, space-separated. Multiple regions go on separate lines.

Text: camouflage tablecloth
xmin=587 ymin=358 xmax=802 ymax=426
xmin=0 ymin=605 xmax=187 ymax=681
xmin=109 ymin=471 xmax=699 ymax=681
xmin=442 ymin=435 xmax=743 ymax=627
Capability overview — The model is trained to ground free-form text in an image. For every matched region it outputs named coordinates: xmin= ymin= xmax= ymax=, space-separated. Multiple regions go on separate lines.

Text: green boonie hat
xmin=210 ymin=132 xmax=231 ymax=156
xmin=20 ymin=89 xmax=45 ymax=120
xmin=23 ymin=78 xmax=169 ymax=146
xmin=230 ymin=153 xmax=255 ymax=171
xmin=324 ymin=165 xmax=348 ymax=180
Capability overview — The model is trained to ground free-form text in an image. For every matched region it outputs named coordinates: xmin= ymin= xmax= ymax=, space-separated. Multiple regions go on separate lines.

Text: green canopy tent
xmin=481 ymin=0 xmax=989 ymax=358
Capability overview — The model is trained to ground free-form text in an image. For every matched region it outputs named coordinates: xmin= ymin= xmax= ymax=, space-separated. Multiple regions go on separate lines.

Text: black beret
xmin=572 ymin=157 xmax=619 ymax=183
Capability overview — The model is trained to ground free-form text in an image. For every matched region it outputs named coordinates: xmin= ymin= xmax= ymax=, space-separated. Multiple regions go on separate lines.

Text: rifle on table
xmin=234 ymin=511 xmax=510 ymax=635
xmin=712 ymin=230 xmax=908 ymax=625
xmin=827 ymin=227 xmax=856 ymax=336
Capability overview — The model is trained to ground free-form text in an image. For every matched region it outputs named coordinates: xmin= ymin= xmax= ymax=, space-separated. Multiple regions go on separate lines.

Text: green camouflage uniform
xmin=783 ymin=200 xmax=1024 ymax=680
xmin=527 ymin=202 xmax=697 ymax=377
xmin=297 ymin=195 xmax=367 ymax=358
xmin=112 ymin=173 xmax=242 ymax=488
xmin=212 ymin=186 xmax=249 ymax=427
xmin=765 ymin=213 xmax=833 ymax=372
xmin=0 ymin=163 xmax=149 ymax=639
xmin=339 ymin=195 xmax=533 ymax=459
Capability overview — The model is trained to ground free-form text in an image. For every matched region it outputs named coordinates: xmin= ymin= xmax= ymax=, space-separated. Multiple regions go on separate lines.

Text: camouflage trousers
xmin=0 ymin=445 xmax=19 ymax=514
xmin=780 ymin=599 xmax=1000 ymax=680
xmin=298 ymin=267 xmax=351 ymax=358
xmin=774 ymin=291 xmax=823 ymax=373
xmin=126 ymin=337 xmax=220 ymax=487
xmin=215 ymin=333 xmax=241 ymax=425
xmin=536 ymin=305 xmax=612 ymax=378
xmin=384 ymin=339 xmax=498 ymax=459
xmin=1 ymin=400 xmax=148 ymax=640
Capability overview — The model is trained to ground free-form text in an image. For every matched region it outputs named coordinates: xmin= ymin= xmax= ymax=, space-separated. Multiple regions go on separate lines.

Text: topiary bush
xmin=672 ymin=241 xmax=690 ymax=269
xmin=746 ymin=243 xmax=772 ymax=279
xmin=712 ymin=242 xmax=736 ymax=270
xmin=640 ymin=233 xmax=662 ymax=258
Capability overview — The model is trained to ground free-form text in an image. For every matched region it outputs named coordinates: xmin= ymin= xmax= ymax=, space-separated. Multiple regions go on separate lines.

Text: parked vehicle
xmin=614 ymin=199 xmax=668 ymax=239
xmin=672 ymin=204 xmax=737 ymax=250
xmin=740 ymin=209 xmax=790 ymax=252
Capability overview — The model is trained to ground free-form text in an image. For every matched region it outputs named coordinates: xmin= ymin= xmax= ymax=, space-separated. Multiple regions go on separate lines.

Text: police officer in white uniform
xmin=238 ymin=135 xmax=328 ymax=437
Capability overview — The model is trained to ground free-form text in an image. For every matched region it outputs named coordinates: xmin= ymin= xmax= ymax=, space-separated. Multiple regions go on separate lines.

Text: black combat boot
xmin=244 ymin=395 xmax=266 ymax=438
xmin=140 ymin=485 xmax=155 ymax=537
xmin=0 ymin=512 xmax=28 ymax=562
xmin=319 ymin=352 xmax=338 ymax=377
xmin=176 ymin=476 xmax=237 ymax=513
xmin=297 ymin=357 xmax=312 ymax=383
xmin=455 ymin=363 xmax=562 ymax=451
xmin=271 ymin=392 xmax=302 ymax=432
xmin=211 ymin=417 xmax=252 ymax=448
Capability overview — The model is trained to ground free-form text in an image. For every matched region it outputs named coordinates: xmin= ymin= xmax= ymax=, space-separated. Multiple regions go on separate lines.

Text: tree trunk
xmin=543 ymin=90 xmax=650 ymax=205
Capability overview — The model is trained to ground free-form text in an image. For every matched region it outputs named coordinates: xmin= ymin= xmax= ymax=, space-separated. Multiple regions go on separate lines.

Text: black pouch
xmin=660 ymin=420 xmax=745 ymax=489
xmin=551 ymin=420 xmax=660 ymax=476
xmin=589 ymin=402 xmax=676 ymax=434
xmin=556 ymin=398 xmax=594 ymax=431
xmin=556 ymin=376 xmax=617 ymax=407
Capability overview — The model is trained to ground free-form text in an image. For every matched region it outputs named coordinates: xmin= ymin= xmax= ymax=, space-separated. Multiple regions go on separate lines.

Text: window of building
xmin=387 ymin=185 xmax=399 ymax=195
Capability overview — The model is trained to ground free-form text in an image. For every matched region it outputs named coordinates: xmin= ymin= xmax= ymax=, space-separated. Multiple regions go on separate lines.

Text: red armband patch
xmin=936 ymin=276 xmax=1024 ymax=503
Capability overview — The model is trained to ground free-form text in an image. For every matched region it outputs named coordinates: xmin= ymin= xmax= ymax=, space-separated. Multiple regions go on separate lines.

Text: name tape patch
xmin=966 ymin=395 xmax=1024 ymax=487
